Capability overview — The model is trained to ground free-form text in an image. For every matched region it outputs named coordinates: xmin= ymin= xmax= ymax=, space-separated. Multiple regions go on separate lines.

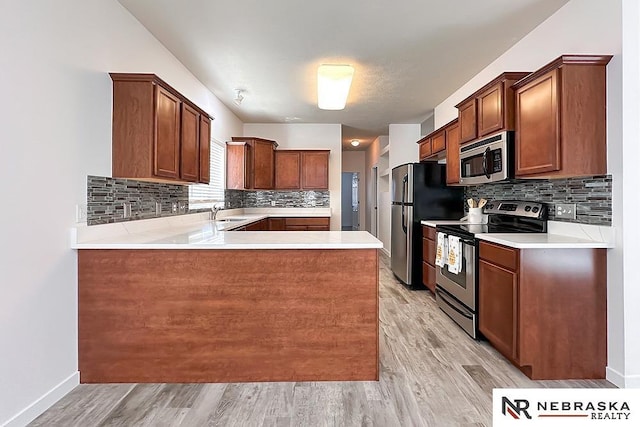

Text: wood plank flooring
xmin=31 ymin=253 xmax=611 ymax=426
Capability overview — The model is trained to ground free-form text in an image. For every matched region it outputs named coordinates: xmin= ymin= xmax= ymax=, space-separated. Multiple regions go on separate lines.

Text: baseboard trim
xmin=606 ymin=366 xmax=625 ymax=387
xmin=2 ymin=371 xmax=79 ymax=427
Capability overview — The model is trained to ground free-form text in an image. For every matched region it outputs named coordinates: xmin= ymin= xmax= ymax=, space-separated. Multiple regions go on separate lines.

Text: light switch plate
xmin=556 ymin=203 xmax=577 ymax=220
xmin=75 ymin=204 xmax=87 ymax=223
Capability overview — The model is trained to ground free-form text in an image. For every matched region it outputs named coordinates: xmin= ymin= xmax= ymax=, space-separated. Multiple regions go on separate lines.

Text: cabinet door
xmin=268 ymin=218 xmax=286 ymax=231
xmin=301 ymin=151 xmax=329 ymax=189
xmin=431 ymin=130 xmax=446 ymax=154
xmin=307 ymin=225 xmax=329 ymax=231
xmin=445 ymin=121 xmax=460 ymax=185
xmin=479 ymin=259 xmax=518 ymax=361
xmin=275 ymin=151 xmax=301 ymax=189
xmin=253 ymin=140 xmax=275 ymax=189
xmin=419 ymin=139 xmax=432 ymax=160
xmin=180 ymin=103 xmax=200 ymax=182
xmin=199 ymin=116 xmax=211 ymax=184
xmin=226 ymin=143 xmax=248 ymax=189
xmin=285 ymin=225 xmax=308 ymax=231
xmin=477 ymin=83 xmax=504 ymax=137
xmin=422 ymin=262 xmax=436 ymax=293
xmin=458 ymin=99 xmax=477 ymax=144
xmin=154 ymin=86 xmax=181 ymax=179
xmin=515 ymin=69 xmax=561 ymax=176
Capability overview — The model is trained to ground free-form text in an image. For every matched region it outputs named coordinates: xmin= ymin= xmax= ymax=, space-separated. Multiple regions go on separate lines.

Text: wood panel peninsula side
xmin=78 ymin=246 xmax=379 ymax=383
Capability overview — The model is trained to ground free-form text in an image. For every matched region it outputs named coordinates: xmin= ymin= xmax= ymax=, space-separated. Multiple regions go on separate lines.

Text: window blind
xmin=189 ymin=138 xmax=225 ymax=208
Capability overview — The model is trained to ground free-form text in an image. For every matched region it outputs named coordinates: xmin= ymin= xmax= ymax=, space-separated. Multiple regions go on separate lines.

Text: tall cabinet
xmin=110 ymin=73 xmax=212 ymax=184
xmin=226 ymin=137 xmax=278 ymax=190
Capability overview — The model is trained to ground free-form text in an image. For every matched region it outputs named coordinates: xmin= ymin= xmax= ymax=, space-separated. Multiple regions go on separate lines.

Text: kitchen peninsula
xmin=73 ymin=212 xmax=382 ymax=384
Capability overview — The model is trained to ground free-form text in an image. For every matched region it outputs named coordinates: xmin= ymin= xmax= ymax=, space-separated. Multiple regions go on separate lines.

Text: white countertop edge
xmin=475 ymin=233 xmax=613 ymax=249
xmin=73 ymin=242 xmax=383 ymax=250
xmin=421 ymin=219 xmax=478 ymax=227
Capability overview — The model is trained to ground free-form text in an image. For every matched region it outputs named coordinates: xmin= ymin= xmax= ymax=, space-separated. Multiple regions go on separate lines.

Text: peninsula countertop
xmin=72 ymin=212 xmax=382 ymax=250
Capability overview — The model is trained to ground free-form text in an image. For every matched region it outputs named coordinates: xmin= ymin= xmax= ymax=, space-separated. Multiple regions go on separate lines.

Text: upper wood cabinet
xmin=226 ymin=137 xmax=278 ymax=190
xmin=417 ymin=119 xmax=457 ymax=164
xmin=513 ymin=55 xmax=611 ymax=178
xmin=275 ymin=151 xmax=301 ymax=189
xmin=301 ymin=151 xmax=330 ymax=190
xmin=110 ymin=73 xmax=212 ymax=184
xmin=199 ymin=116 xmax=211 ymax=184
xmin=455 ymin=72 xmax=530 ymax=144
xmin=445 ymin=120 xmax=461 ymax=185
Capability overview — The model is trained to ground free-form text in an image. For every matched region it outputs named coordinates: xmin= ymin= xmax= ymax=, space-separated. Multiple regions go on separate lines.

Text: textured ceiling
xmin=118 ymin=0 xmax=569 ymax=150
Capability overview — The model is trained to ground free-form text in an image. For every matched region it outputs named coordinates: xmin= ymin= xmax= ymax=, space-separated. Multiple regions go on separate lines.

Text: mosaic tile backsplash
xmin=464 ymin=175 xmax=612 ymax=225
xmin=87 ymin=175 xmax=189 ymax=225
xmin=225 ymin=189 xmax=330 ymax=209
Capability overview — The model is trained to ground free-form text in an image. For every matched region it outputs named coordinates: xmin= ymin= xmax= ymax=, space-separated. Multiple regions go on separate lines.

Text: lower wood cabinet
xmin=478 ymin=240 xmax=607 ymax=380
xmin=244 ymin=217 xmax=330 ymax=231
xmin=245 ymin=218 xmax=268 ymax=231
xmin=421 ymin=226 xmax=437 ymax=293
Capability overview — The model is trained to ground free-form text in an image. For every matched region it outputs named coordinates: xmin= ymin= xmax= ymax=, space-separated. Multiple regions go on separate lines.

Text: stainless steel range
xmin=435 ymin=200 xmax=547 ymax=339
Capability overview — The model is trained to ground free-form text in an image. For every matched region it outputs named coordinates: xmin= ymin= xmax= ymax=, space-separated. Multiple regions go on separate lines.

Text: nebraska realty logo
xmin=493 ymin=389 xmax=640 ymax=426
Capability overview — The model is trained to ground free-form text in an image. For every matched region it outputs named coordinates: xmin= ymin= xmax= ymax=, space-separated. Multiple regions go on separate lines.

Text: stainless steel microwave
xmin=459 ymin=131 xmax=514 ymax=185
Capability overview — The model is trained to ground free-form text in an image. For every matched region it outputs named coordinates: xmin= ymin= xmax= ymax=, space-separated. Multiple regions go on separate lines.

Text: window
xmin=189 ymin=138 xmax=225 ymax=208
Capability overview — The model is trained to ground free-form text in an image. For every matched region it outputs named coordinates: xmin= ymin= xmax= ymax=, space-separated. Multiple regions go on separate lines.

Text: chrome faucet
xmin=210 ymin=205 xmax=222 ymax=221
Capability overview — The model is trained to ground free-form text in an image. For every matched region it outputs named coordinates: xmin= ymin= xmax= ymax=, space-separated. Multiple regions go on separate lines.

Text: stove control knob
xmin=487 ymin=204 xmax=494 ymax=210
xmin=532 ymin=207 xmax=540 ymax=213
xmin=524 ymin=206 xmax=532 ymax=212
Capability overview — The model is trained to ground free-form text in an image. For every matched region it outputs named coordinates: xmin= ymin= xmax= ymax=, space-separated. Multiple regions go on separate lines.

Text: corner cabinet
xmin=513 ymin=55 xmax=612 ymax=178
xmin=110 ymin=73 xmax=212 ymax=184
xmin=455 ymin=72 xmax=530 ymax=144
xmin=226 ymin=137 xmax=278 ymax=190
xmin=478 ymin=240 xmax=607 ymax=380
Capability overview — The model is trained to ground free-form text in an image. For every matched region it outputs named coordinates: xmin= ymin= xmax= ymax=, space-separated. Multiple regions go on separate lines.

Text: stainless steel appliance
xmin=459 ymin=131 xmax=514 ymax=185
xmin=391 ymin=163 xmax=464 ymax=288
xmin=435 ymin=201 xmax=547 ymax=338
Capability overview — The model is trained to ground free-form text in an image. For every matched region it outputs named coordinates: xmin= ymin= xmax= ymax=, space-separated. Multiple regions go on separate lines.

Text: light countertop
xmin=420 ymin=219 xmax=614 ymax=249
xmin=72 ymin=211 xmax=382 ymax=250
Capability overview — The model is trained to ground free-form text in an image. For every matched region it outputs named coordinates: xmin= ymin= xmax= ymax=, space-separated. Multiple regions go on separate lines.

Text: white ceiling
xmin=118 ymin=0 xmax=569 ymax=150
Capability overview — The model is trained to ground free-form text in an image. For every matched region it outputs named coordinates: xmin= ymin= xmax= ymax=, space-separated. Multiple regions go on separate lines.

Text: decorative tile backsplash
xmin=464 ymin=175 xmax=612 ymax=225
xmin=87 ymin=175 xmax=189 ymax=225
xmin=225 ymin=189 xmax=330 ymax=209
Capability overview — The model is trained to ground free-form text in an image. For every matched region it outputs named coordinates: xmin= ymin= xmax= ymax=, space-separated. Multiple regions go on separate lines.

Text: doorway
xmin=341 ymin=172 xmax=360 ymax=231
xmin=371 ymin=166 xmax=378 ymax=237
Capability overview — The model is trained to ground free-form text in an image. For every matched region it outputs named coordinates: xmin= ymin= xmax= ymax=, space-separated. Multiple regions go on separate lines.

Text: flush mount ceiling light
xmin=233 ymin=89 xmax=244 ymax=106
xmin=350 ymin=139 xmax=360 ymax=147
xmin=317 ymin=64 xmax=354 ymax=110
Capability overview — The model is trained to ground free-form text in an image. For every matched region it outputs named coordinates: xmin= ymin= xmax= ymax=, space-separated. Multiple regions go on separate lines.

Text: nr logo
xmin=502 ymin=397 xmax=532 ymax=420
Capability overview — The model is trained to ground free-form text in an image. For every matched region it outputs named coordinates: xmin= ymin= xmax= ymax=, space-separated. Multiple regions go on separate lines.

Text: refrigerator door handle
xmin=401 ymin=175 xmax=408 ymax=233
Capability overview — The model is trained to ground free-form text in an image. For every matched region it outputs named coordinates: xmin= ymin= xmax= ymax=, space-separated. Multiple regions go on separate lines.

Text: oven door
xmin=435 ymin=234 xmax=477 ymax=310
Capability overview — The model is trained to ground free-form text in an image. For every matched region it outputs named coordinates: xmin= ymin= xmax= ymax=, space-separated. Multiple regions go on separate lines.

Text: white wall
xmin=433 ymin=0 xmax=631 ymax=386
xmin=0 ymin=1 xmax=243 ymax=425
xmin=388 ymin=124 xmax=421 ymax=170
xmin=342 ymin=151 xmax=366 ymax=230
xmin=365 ymin=136 xmax=391 ymax=253
xmin=242 ymin=124 xmax=342 ymax=230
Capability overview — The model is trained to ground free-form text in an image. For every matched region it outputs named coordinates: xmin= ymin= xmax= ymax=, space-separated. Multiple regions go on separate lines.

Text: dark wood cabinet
xmin=456 ymin=72 xmax=530 ymax=144
xmin=245 ymin=219 xmax=268 ymax=231
xmin=227 ymin=137 xmax=278 ymax=190
xmin=284 ymin=217 xmax=330 ymax=231
xmin=275 ymin=151 xmax=301 ymax=189
xmin=418 ymin=137 xmax=432 ymax=161
xmin=301 ymin=151 xmax=330 ymax=190
xmin=457 ymin=98 xmax=477 ymax=144
xmin=431 ymin=130 xmax=446 ymax=153
xmin=421 ymin=225 xmax=437 ymax=293
xmin=445 ymin=120 xmax=460 ymax=185
xmin=268 ymin=218 xmax=286 ymax=231
xmin=154 ymin=86 xmax=181 ymax=179
xmin=110 ymin=73 xmax=212 ymax=184
xmin=478 ymin=240 xmax=607 ymax=380
xmin=180 ymin=102 xmax=200 ymax=182
xmin=513 ymin=55 xmax=611 ymax=178
xmin=479 ymin=259 xmax=518 ymax=361
xmin=199 ymin=116 xmax=211 ymax=184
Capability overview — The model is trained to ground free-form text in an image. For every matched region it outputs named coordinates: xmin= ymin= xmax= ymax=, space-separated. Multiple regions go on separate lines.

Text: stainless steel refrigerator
xmin=391 ymin=163 xmax=464 ymax=288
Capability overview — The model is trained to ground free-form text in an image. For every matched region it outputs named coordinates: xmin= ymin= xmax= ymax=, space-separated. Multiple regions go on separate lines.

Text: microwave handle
xmin=482 ymin=147 xmax=491 ymax=178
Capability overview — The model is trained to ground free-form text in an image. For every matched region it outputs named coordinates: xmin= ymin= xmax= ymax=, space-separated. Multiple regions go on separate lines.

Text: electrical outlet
xmin=123 ymin=202 xmax=132 ymax=219
xmin=556 ymin=203 xmax=576 ymax=220
xmin=75 ymin=204 xmax=87 ymax=223
xmin=270 ymin=200 xmax=276 ymax=207
xmin=171 ymin=202 xmax=178 ymax=214
xmin=311 ymin=200 xmax=316 ymax=207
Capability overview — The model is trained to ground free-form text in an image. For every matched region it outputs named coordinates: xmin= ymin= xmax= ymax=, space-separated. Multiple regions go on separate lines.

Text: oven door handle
xmin=482 ymin=147 xmax=491 ymax=179
xmin=436 ymin=288 xmax=474 ymax=320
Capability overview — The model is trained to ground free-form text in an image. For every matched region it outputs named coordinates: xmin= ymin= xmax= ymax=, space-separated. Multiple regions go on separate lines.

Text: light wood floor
xmin=31 ymin=253 xmax=611 ymax=427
